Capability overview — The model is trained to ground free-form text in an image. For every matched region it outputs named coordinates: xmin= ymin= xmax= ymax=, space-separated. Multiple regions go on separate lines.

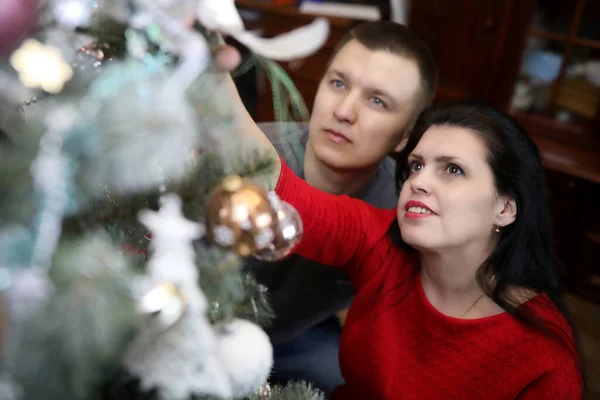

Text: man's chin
xmin=313 ymin=147 xmax=355 ymax=170
xmin=307 ymin=137 xmax=368 ymax=171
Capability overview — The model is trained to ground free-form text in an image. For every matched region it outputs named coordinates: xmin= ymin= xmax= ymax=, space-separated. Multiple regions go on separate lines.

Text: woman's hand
xmin=206 ymin=35 xmax=282 ymax=189
xmin=181 ymin=16 xmax=240 ymax=73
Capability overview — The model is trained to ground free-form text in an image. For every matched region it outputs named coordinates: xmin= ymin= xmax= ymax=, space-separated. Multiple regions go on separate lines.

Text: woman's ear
xmin=496 ymin=197 xmax=517 ymax=228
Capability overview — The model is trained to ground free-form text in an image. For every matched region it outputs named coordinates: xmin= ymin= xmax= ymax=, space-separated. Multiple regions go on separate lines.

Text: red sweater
xmin=275 ymin=159 xmax=582 ymax=399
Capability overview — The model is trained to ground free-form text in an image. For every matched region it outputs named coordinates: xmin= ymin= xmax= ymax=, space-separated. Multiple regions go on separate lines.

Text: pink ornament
xmin=0 ymin=0 xmax=38 ymax=58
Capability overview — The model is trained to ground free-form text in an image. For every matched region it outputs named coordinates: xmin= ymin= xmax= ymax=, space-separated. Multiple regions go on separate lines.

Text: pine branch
xmin=75 ymin=15 xmax=128 ymax=49
xmin=0 ymin=106 xmax=44 ymax=226
xmin=98 ymin=370 xmax=159 ymax=400
xmin=234 ymin=273 xmax=275 ymax=328
xmin=248 ymin=382 xmax=325 ymax=400
xmin=196 ymin=244 xmax=244 ymax=323
xmin=61 ymin=150 xmax=277 ymax=253
xmin=195 ymin=243 xmax=275 ymax=327
xmin=9 ymin=234 xmax=140 ymax=400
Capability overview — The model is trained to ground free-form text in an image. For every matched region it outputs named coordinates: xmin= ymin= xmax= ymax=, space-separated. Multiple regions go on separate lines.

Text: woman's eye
xmin=331 ymin=79 xmax=344 ymax=88
xmin=370 ymin=97 xmax=386 ymax=108
xmin=409 ymin=160 xmax=423 ymax=173
xmin=445 ymin=164 xmax=465 ymax=176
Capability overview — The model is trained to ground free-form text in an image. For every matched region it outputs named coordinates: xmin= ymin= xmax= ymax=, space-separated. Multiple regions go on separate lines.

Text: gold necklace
xmin=461 ymin=294 xmax=485 ymax=318
xmin=461 ymin=275 xmax=496 ymax=318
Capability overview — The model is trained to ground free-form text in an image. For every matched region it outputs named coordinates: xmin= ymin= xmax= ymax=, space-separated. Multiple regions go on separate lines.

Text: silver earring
xmin=495 ymin=226 xmax=501 ymax=233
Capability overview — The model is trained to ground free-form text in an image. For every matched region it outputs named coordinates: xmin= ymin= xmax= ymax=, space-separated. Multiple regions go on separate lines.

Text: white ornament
xmin=53 ymin=0 xmax=93 ymax=29
xmin=233 ymin=18 xmax=330 ymax=62
xmin=197 ymin=0 xmax=330 ymax=62
xmin=137 ymin=194 xmax=205 ymax=282
xmin=91 ymin=82 xmax=200 ymax=195
xmin=124 ymin=194 xmax=232 ymax=400
xmin=123 ymin=0 xmax=329 ymax=92
xmin=138 ymin=282 xmax=187 ymax=330
xmin=196 ymin=0 xmax=244 ymax=33
xmin=215 ymin=318 xmax=273 ymax=398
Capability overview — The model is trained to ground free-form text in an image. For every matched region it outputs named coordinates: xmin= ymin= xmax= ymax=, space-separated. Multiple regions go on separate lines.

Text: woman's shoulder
xmin=514 ymin=297 xmax=583 ymax=398
xmin=515 ymin=293 xmax=580 ymax=370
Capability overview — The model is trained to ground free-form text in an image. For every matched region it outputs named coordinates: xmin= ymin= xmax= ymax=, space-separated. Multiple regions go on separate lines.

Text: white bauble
xmin=215 ymin=318 xmax=273 ymax=398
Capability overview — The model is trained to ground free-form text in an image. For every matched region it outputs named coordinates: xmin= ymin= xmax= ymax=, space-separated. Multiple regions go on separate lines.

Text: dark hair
xmin=395 ymin=100 xmax=584 ymax=385
xmin=329 ymin=21 xmax=438 ymax=123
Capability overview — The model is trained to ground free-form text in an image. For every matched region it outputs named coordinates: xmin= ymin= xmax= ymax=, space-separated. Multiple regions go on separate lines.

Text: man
xmin=220 ymin=21 xmax=438 ymax=395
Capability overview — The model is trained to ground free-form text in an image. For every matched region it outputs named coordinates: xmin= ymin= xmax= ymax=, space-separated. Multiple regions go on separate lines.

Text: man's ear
xmin=393 ymin=135 xmax=409 ymax=153
xmin=496 ymin=197 xmax=517 ymax=228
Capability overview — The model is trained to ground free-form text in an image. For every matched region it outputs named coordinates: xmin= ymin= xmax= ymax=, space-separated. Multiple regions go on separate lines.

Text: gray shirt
xmin=249 ymin=122 xmax=398 ymax=344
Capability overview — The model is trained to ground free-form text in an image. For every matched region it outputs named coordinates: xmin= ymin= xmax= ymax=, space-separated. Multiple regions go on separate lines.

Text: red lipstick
xmin=404 ymin=200 xmax=436 ymax=219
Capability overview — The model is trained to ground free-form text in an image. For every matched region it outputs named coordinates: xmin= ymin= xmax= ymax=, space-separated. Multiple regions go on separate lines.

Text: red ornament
xmin=0 ymin=0 xmax=38 ymax=58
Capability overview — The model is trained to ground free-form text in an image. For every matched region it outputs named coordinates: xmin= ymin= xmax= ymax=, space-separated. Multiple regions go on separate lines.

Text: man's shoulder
xmin=362 ymin=156 xmax=398 ymax=209
xmin=258 ymin=122 xmax=308 ymax=144
xmin=379 ymin=156 xmax=396 ymax=181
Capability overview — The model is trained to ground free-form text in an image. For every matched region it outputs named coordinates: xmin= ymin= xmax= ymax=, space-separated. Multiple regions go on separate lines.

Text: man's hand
xmin=213 ymin=43 xmax=242 ymax=73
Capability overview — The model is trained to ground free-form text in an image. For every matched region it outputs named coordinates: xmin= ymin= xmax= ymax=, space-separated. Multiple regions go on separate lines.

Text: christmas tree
xmin=0 ymin=1 xmax=329 ymax=399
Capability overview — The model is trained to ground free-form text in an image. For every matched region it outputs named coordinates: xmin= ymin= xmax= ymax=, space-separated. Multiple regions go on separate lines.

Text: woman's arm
xmin=275 ymin=157 xmax=397 ymax=283
xmin=222 ymin=74 xmax=282 ymax=189
xmin=517 ymin=369 xmax=582 ymax=400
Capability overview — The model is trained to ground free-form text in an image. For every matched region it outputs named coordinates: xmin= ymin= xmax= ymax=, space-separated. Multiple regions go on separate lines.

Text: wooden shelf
xmin=586 ymin=231 xmax=600 ymax=246
xmin=529 ymin=28 xmax=600 ymax=49
xmin=511 ymin=109 xmax=591 ymax=136
xmin=530 ymin=137 xmax=600 ymax=185
xmin=572 ymin=36 xmax=600 ymax=50
xmin=510 ymin=112 xmax=600 ymax=184
xmin=529 ymin=28 xmax=567 ymax=43
xmin=510 ymin=110 xmax=600 ymax=149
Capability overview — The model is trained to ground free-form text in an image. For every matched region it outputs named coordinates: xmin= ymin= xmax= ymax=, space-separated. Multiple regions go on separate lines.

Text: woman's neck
xmin=419 ymin=244 xmax=503 ymax=319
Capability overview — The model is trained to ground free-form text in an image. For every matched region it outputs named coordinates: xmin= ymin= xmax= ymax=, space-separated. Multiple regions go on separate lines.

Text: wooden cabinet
xmin=545 ymin=170 xmax=600 ymax=301
xmin=408 ymin=0 xmax=535 ymax=105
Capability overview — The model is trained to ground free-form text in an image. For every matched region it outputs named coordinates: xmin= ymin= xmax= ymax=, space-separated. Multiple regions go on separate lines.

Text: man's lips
xmin=325 ymin=129 xmax=351 ymax=143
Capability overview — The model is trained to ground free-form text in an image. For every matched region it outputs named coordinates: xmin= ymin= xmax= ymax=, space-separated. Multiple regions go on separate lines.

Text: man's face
xmin=308 ymin=40 xmax=421 ymax=170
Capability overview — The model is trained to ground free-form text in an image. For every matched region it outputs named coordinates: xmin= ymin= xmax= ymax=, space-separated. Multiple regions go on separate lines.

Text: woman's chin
xmin=400 ymin=231 xmax=430 ymax=251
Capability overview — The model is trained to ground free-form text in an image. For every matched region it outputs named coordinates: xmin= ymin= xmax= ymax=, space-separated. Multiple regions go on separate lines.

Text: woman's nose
xmin=409 ymin=170 xmax=432 ymax=194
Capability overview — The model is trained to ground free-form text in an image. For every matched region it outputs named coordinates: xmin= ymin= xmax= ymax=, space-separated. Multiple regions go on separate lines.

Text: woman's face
xmin=397 ymin=125 xmax=515 ymax=252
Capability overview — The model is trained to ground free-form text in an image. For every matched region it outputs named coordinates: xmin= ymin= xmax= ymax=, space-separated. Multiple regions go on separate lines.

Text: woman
xmin=267 ymin=101 xmax=583 ymax=399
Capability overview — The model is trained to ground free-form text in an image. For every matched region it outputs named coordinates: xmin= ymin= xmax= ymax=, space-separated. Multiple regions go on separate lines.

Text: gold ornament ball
xmin=254 ymin=200 xmax=303 ymax=262
xmin=205 ymin=175 xmax=278 ymax=256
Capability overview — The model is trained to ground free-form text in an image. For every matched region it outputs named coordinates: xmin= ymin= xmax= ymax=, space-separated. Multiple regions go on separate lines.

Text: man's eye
xmin=370 ymin=97 xmax=386 ymax=108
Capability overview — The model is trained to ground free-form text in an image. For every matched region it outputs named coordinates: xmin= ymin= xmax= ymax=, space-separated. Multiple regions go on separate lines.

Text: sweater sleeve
xmin=274 ymin=156 xmax=397 ymax=285
xmin=517 ymin=369 xmax=582 ymax=400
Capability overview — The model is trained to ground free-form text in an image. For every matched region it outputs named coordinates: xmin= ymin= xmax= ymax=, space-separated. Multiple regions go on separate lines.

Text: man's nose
xmin=333 ymin=92 xmax=358 ymax=124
